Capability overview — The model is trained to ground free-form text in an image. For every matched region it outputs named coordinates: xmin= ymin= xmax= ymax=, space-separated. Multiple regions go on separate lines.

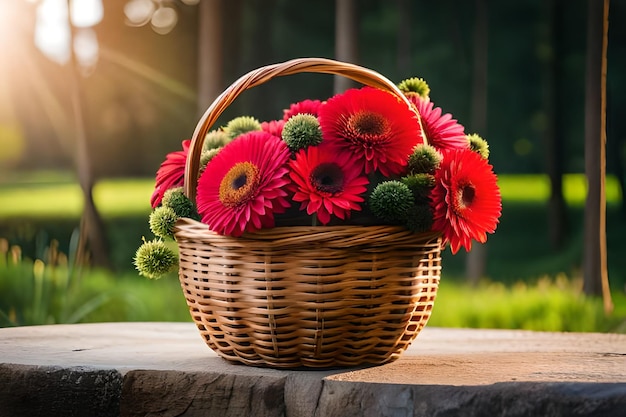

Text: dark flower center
xmin=346 ymin=111 xmax=389 ymax=144
xmin=310 ymin=162 xmax=344 ymax=194
xmin=233 ymin=174 xmax=247 ymax=189
xmin=219 ymin=162 xmax=260 ymax=207
xmin=462 ymin=185 xmax=475 ymax=206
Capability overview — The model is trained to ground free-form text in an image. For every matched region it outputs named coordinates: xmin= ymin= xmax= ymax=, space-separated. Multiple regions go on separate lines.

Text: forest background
xmin=1 ymin=0 xmax=625 ymax=329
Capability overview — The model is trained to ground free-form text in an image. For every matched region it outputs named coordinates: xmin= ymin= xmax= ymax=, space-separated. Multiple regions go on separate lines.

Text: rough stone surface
xmin=0 ymin=364 xmax=122 ymax=417
xmin=0 ymin=322 xmax=625 ymax=417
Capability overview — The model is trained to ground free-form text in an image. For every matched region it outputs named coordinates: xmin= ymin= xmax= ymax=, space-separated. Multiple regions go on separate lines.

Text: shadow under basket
xmin=174 ymin=217 xmax=442 ymax=369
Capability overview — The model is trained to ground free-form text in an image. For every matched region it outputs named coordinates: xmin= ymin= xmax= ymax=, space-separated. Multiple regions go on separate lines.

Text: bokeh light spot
xmin=514 ymin=138 xmax=533 ymax=157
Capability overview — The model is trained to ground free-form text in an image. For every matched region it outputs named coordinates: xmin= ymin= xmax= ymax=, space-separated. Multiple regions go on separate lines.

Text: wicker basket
xmin=173 ymin=57 xmax=442 ymax=368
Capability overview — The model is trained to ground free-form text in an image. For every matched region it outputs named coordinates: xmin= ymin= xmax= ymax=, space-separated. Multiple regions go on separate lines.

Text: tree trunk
xmin=583 ymin=0 xmax=612 ymax=314
xmin=544 ymin=0 xmax=568 ymax=250
xmin=68 ymin=22 xmax=111 ymax=270
xmin=197 ymin=0 xmax=224 ymax=118
xmin=465 ymin=0 xmax=488 ymax=284
xmin=334 ymin=0 xmax=359 ymax=94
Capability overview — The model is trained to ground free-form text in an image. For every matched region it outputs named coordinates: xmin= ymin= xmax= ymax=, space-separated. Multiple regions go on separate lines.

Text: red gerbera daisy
xmin=261 ymin=119 xmax=285 ymax=138
xmin=150 ymin=139 xmax=190 ymax=208
xmin=318 ymin=87 xmax=423 ymax=177
xmin=283 ymin=99 xmax=323 ymax=121
xmin=430 ymin=148 xmax=502 ymax=254
xmin=289 ymin=143 xmax=369 ymax=225
xmin=409 ymin=95 xmax=468 ymax=150
xmin=196 ymin=131 xmax=291 ymax=237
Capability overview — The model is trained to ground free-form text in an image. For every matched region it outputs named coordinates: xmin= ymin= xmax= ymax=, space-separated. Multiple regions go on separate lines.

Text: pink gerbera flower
xmin=283 ymin=99 xmax=323 ymax=121
xmin=318 ymin=87 xmax=423 ymax=177
xmin=196 ymin=131 xmax=291 ymax=237
xmin=289 ymin=144 xmax=369 ymax=225
xmin=261 ymin=119 xmax=285 ymax=138
xmin=430 ymin=148 xmax=502 ymax=254
xmin=408 ymin=96 xmax=468 ymax=150
xmin=150 ymin=139 xmax=190 ymax=208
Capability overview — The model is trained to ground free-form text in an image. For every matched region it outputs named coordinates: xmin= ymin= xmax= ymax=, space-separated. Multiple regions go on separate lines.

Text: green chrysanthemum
xmin=149 ymin=206 xmax=178 ymax=240
xmin=223 ymin=116 xmax=262 ymax=140
xmin=200 ymin=147 xmax=222 ymax=172
xmin=401 ymin=173 xmax=435 ymax=203
xmin=398 ymin=77 xmax=430 ymax=99
xmin=407 ymin=144 xmax=442 ymax=174
xmin=203 ymin=129 xmax=230 ymax=151
xmin=134 ymin=239 xmax=178 ymax=279
xmin=467 ymin=133 xmax=490 ymax=159
xmin=369 ymin=180 xmax=414 ymax=223
xmin=161 ymin=187 xmax=200 ymax=220
xmin=404 ymin=204 xmax=434 ymax=233
xmin=281 ymin=114 xmax=323 ymax=152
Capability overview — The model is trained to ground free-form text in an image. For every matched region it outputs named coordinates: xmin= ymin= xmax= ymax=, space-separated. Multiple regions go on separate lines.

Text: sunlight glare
xmin=0 ymin=0 xmax=22 ymax=51
xmin=70 ymin=0 xmax=103 ymax=28
xmin=74 ymin=27 xmax=99 ymax=73
xmin=35 ymin=0 xmax=70 ymax=65
xmin=151 ymin=5 xmax=177 ymax=35
xmin=124 ymin=0 xmax=155 ymax=27
xmin=34 ymin=0 xmax=103 ymax=67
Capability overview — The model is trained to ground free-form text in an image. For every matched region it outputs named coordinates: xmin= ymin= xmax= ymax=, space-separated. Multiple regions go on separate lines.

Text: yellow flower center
xmin=219 ymin=162 xmax=260 ymax=207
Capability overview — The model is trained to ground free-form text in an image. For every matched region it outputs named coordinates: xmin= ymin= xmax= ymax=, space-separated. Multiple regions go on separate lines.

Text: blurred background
xmin=0 ymin=0 xmax=625 ymax=331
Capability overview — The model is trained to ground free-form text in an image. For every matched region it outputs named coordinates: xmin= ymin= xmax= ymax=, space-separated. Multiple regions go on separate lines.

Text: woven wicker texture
xmin=174 ymin=58 xmax=442 ymax=368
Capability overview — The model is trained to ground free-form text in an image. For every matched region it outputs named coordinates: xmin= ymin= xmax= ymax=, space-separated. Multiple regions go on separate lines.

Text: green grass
xmin=0 ymin=242 xmax=189 ymax=327
xmin=429 ymin=276 xmax=626 ymax=333
xmin=94 ymin=178 xmax=155 ymax=217
xmin=1 ymin=234 xmax=625 ymax=332
xmin=0 ymin=177 xmax=153 ymax=219
xmin=2 ymin=243 xmax=624 ymax=332
xmin=497 ymin=173 xmax=623 ymax=205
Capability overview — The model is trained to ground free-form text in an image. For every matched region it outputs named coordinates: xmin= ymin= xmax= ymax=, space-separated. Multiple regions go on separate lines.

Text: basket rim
xmin=174 ymin=217 xmax=442 ymax=248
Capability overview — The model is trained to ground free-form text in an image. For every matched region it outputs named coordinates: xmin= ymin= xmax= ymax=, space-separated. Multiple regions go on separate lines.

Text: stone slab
xmin=0 ymin=322 xmax=625 ymax=416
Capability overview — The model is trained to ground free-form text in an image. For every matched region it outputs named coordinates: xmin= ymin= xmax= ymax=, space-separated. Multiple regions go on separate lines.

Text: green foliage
xmin=2 ymin=237 xmax=623 ymax=332
xmin=0 ymin=231 xmax=123 ymax=326
xmin=429 ymin=276 xmax=626 ymax=333
xmin=0 ymin=235 xmax=189 ymax=327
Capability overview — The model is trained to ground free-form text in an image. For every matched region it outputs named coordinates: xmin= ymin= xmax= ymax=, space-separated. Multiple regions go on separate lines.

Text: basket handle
xmin=184 ymin=57 xmax=423 ymax=201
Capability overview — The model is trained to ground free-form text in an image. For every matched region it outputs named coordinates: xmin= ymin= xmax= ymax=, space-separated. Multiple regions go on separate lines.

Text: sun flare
xmin=0 ymin=1 xmax=27 ymax=52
